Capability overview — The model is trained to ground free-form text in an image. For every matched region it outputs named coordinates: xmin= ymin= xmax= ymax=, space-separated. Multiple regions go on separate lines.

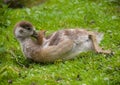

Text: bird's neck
xmin=17 ymin=37 xmax=30 ymax=42
xmin=18 ymin=37 xmax=36 ymax=46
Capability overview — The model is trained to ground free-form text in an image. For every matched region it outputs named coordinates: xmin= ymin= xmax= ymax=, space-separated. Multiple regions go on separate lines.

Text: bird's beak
xmin=31 ymin=30 xmax=38 ymax=39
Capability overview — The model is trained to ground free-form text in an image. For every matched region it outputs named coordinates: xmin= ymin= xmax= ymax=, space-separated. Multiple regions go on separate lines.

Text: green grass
xmin=0 ymin=0 xmax=120 ymax=85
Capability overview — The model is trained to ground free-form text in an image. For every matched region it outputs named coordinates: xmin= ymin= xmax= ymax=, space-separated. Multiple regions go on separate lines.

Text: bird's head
xmin=14 ymin=21 xmax=38 ymax=40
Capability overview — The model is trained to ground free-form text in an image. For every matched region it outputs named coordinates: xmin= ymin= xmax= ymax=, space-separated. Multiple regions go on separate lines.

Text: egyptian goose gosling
xmin=14 ymin=21 xmax=111 ymax=63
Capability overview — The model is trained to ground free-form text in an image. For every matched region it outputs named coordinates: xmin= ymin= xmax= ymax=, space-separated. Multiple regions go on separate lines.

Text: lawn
xmin=0 ymin=0 xmax=120 ymax=85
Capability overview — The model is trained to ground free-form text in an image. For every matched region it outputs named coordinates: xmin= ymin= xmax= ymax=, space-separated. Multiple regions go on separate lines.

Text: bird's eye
xmin=26 ymin=27 xmax=31 ymax=30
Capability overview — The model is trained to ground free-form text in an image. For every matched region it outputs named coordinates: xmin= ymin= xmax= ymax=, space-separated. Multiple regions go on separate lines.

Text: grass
xmin=0 ymin=0 xmax=120 ymax=85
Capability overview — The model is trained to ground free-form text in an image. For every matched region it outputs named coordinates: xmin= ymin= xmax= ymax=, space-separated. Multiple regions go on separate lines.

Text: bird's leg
xmin=89 ymin=33 xmax=111 ymax=54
